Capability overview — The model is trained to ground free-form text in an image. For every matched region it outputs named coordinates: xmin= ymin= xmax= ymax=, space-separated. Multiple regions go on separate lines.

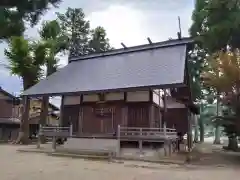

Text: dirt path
xmin=0 ymin=145 xmax=239 ymax=180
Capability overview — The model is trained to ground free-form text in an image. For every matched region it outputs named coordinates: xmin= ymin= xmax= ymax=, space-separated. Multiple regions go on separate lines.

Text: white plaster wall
xmin=166 ymin=100 xmax=185 ymax=108
xmin=64 ymin=96 xmax=80 ymax=105
xmin=83 ymin=94 xmax=99 ymax=102
xmin=152 ymin=92 xmax=185 ymax=109
xmin=105 ymin=92 xmax=124 ymax=101
xmin=127 ymin=91 xmax=149 ymax=102
xmin=153 ymin=92 xmax=164 ymax=106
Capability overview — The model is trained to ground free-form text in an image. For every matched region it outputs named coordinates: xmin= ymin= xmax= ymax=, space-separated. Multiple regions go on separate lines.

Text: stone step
xmin=57 ymin=148 xmax=112 ymax=157
xmin=63 ymin=138 xmax=118 ymax=153
xmin=48 ymin=152 xmax=110 ymax=160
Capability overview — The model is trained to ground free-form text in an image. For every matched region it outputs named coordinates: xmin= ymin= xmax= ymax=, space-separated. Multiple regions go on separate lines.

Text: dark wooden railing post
xmin=139 ymin=128 xmax=143 ymax=154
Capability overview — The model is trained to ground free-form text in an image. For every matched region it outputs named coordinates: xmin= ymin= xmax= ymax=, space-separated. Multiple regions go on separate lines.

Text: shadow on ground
xmin=188 ymin=143 xmax=240 ymax=167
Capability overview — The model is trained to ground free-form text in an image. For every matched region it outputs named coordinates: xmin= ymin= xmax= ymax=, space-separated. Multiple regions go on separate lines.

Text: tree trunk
xmin=39 ymin=96 xmax=49 ymax=143
xmin=214 ymin=125 xmax=221 ymax=144
xmin=199 ymin=118 xmax=205 ymax=142
xmin=194 ymin=115 xmax=199 ymax=143
xmin=214 ymin=93 xmax=221 ymax=144
xmin=228 ymin=136 xmax=238 ymax=151
xmin=15 ymin=96 xmax=30 ymax=144
xmin=199 ymin=103 xmax=204 ymax=142
xmin=187 ymin=111 xmax=193 ymax=151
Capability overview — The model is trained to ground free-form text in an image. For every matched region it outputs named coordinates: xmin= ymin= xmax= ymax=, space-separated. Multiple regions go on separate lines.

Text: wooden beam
xmin=59 ymin=95 xmax=65 ymax=126
xmin=78 ymin=94 xmax=83 ymax=134
xmin=149 ymin=90 xmax=153 ymax=102
xmin=158 ymin=90 xmax=162 ymax=128
xmin=147 ymin=37 xmax=152 ymax=44
xmin=124 ymin=92 xmax=127 ymax=102
xmin=121 ymin=42 xmax=127 ymax=49
xmin=162 ymin=89 xmax=167 ymax=137
xmin=149 ymin=104 xmax=155 ymax=127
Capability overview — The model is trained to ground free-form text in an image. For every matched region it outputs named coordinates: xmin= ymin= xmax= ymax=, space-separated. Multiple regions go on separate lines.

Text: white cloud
xmin=88 ymin=5 xmax=147 ymax=48
xmin=88 ymin=1 xmax=193 ymax=48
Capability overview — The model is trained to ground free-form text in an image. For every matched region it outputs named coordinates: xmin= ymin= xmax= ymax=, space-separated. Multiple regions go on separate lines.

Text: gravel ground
xmin=0 ymin=144 xmax=239 ymax=180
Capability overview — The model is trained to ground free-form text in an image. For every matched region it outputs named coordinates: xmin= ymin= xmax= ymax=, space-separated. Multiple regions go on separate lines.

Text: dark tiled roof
xmin=0 ymin=87 xmax=18 ymax=99
xmin=23 ymin=38 xmax=191 ymax=96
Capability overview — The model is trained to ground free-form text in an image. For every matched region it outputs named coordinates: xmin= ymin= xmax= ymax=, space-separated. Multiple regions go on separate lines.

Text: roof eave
xmin=22 ymin=83 xmax=187 ymax=97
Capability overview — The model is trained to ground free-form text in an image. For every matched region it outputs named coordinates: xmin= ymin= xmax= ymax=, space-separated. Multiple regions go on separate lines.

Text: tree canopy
xmin=190 ymin=0 xmax=240 ymax=53
xmin=0 ymin=0 xmax=61 ymax=40
xmin=57 ymin=8 xmax=90 ymax=57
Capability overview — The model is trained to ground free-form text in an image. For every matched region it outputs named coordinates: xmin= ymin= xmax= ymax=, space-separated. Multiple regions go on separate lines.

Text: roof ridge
xmin=69 ymin=37 xmax=193 ymax=62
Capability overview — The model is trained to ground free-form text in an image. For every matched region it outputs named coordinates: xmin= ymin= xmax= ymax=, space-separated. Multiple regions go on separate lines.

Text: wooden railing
xmin=117 ymin=125 xmax=177 ymax=141
xmin=37 ymin=125 xmax=73 ymax=151
xmin=39 ymin=125 xmax=73 ymax=138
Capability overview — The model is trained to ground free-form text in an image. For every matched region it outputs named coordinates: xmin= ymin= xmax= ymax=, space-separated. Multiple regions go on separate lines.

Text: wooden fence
xmin=37 ymin=125 xmax=73 ymax=150
xmin=117 ymin=125 xmax=178 ymax=156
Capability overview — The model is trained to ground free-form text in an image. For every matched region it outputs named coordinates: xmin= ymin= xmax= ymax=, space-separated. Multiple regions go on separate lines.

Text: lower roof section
xmin=23 ymin=43 xmax=187 ymax=96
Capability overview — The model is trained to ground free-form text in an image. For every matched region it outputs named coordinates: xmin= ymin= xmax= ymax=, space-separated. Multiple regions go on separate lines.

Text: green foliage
xmin=201 ymin=50 xmax=240 ymax=137
xmin=56 ymin=8 xmax=112 ymax=57
xmin=188 ymin=46 xmax=207 ymax=101
xmin=190 ymin=0 xmax=240 ymax=53
xmin=190 ymin=0 xmax=240 ymax=104
xmin=0 ymin=0 xmax=61 ymax=39
xmin=4 ymin=36 xmax=46 ymax=89
xmin=39 ymin=19 xmax=68 ymax=75
xmin=0 ymin=8 xmax=25 ymax=40
xmin=200 ymin=104 xmax=217 ymax=124
xmin=57 ymin=8 xmax=90 ymax=57
xmin=88 ymin=26 xmax=112 ymax=53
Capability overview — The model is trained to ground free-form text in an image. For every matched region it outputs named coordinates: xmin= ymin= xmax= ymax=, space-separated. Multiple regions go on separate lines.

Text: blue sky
xmin=0 ymin=0 xmax=194 ymax=105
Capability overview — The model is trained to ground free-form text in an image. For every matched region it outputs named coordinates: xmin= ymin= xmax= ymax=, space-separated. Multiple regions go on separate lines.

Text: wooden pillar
xmin=78 ymin=107 xmax=83 ymax=135
xmin=121 ymin=106 xmax=128 ymax=126
xmin=37 ymin=124 xmax=42 ymax=149
xmin=52 ymin=136 xmax=56 ymax=152
xmin=59 ymin=95 xmax=65 ymax=126
xmin=157 ymin=90 xmax=162 ymax=128
xmin=162 ymin=89 xmax=168 ymax=156
xmin=39 ymin=96 xmax=48 ymax=126
xmin=52 ymin=127 xmax=57 ymax=152
xmin=149 ymin=104 xmax=155 ymax=127
xmin=21 ymin=96 xmax=30 ymax=140
xmin=78 ymin=95 xmax=83 ymax=135
xmin=187 ymin=110 xmax=193 ymax=152
xmin=163 ymin=89 xmax=167 ymax=134
xmin=139 ymin=128 xmax=143 ymax=154
xmin=122 ymin=92 xmax=128 ymax=127
xmin=117 ymin=125 xmax=121 ymax=157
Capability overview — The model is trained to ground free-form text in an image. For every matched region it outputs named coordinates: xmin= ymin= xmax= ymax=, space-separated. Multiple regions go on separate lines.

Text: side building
xmin=0 ymin=87 xmax=59 ymax=141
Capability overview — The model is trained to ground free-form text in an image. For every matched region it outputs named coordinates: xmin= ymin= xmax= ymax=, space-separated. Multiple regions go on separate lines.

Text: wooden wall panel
xmin=127 ymin=103 xmax=149 ymax=127
xmin=80 ymin=103 xmax=123 ymax=134
xmin=165 ymin=108 xmax=188 ymax=135
xmin=0 ymin=100 xmax=13 ymax=118
xmin=62 ymin=105 xmax=79 ymax=134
